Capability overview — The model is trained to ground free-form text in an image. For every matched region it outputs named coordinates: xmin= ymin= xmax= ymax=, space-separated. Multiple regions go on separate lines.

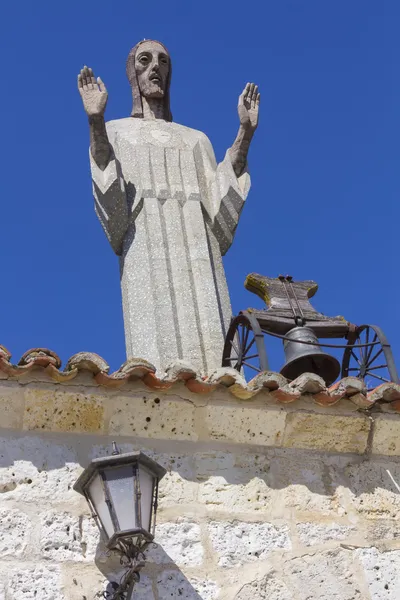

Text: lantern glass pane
xmin=139 ymin=465 xmax=154 ymax=533
xmin=88 ymin=473 xmax=114 ymax=538
xmin=105 ymin=466 xmax=137 ymax=531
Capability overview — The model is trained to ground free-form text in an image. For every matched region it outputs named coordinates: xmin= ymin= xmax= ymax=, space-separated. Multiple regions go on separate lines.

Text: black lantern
xmin=74 ymin=445 xmax=166 ymax=599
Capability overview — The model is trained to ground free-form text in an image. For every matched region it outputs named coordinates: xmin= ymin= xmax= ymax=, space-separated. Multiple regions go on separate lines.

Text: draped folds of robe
xmin=90 ymin=117 xmax=250 ymax=374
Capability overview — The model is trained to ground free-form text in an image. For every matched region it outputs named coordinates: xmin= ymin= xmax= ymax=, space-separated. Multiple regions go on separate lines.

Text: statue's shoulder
xmin=105 ymin=117 xmax=137 ymax=136
xmin=171 ymin=122 xmax=210 ymax=141
xmin=169 ymin=122 xmax=214 ymax=150
xmin=105 ymin=118 xmax=212 ymax=149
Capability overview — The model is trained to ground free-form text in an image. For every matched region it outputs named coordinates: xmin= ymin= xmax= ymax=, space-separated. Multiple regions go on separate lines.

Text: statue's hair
xmin=126 ymin=39 xmax=172 ymax=122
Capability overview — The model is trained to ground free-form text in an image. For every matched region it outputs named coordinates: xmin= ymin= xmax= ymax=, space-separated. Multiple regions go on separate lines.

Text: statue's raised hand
xmin=78 ymin=66 xmax=108 ymax=117
xmin=238 ymin=83 xmax=260 ymax=132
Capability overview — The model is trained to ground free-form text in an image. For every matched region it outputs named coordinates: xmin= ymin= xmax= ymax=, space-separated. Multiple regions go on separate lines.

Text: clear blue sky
xmin=0 ymin=0 xmax=398 ymax=375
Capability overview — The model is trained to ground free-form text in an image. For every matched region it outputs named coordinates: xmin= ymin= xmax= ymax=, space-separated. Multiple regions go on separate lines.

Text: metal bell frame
xmin=222 ymin=275 xmax=399 ymax=388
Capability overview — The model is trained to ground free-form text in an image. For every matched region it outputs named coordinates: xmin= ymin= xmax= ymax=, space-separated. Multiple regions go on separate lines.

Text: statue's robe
xmin=91 ymin=118 xmax=250 ymax=373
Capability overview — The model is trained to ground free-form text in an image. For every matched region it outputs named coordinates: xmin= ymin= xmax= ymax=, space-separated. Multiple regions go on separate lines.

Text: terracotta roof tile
xmin=0 ymin=346 xmax=399 ymax=411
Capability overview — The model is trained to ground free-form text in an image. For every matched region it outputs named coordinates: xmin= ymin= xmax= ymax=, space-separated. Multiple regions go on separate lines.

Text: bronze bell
xmin=280 ymin=326 xmax=341 ymax=386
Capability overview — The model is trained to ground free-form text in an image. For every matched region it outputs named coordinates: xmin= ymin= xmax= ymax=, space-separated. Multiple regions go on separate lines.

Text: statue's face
xmin=135 ymin=41 xmax=170 ymax=98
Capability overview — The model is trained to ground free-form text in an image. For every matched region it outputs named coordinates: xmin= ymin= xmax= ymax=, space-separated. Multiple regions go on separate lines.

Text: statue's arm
xmin=228 ymin=83 xmax=260 ymax=177
xmin=89 ymin=115 xmax=111 ymax=171
xmin=78 ymin=66 xmax=111 ymax=170
xmin=78 ymin=66 xmax=129 ymax=255
xmin=205 ymin=84 xmax=259 ymax=255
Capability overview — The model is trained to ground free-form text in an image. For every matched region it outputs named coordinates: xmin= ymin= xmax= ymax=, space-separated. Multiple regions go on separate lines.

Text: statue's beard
xmin=139 ymin=79 xmax=165 ymax=99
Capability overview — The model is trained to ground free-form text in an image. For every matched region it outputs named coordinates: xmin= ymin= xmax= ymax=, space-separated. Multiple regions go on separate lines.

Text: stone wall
xmin=0 ymin=371 xmax=400 ymax=599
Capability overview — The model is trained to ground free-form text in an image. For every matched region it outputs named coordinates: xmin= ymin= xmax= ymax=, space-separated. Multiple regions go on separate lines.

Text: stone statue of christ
xmin=78 ymin=40 xmax=260 ymax=374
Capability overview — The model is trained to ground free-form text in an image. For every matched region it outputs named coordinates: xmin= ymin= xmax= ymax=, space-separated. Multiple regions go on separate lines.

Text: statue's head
xmin=126 ymin=40 xmax=172 ymax=121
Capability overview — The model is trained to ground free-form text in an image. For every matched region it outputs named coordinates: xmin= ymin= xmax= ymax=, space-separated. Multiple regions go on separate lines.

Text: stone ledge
xmin=205 ymin=404 xmax=285 ymax=446
xmin=0 ymin=379 xmax=399 ymax=455
xmin=372 ymin=415 xmax=400 ymax=456
xmin=283 ymin=412 xmax=370 ymax=454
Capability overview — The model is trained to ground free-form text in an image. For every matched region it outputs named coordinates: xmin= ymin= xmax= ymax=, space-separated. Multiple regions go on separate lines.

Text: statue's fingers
xmin=243 ymin=82 xmax=251 ymax=100
xmin=82 ymin=65 xmax=91 ymax=89
xmin=77 ymin=73 xmax=84 ymax=95
xmin=97 ymin=76 xmax=107 ymax=93
xmin=88 ymin=67 xmax=97 ymax=87
xmin=81 ymin=67 xmax=89 ymax=90
xmin=251 ymin=85 xmax=259 ymax=108
xmin=256 ymin=93 xmax=261 ymax=105
xmin=248 ymin=83 xmax=255 ymax=101
xmin=83 ymin=65 xmax=93 ymax=90
xmin=250 ymin=87 xmax=256 ymax=108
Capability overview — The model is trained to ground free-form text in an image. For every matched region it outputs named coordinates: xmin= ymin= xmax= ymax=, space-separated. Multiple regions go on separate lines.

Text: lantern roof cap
xmin=73 ymin=450 xmax=166 ymax=495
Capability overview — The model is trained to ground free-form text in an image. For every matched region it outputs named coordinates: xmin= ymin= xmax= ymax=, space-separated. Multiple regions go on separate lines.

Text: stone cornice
xmin=0 ymin=347 xmax=399 ymax=412
xmin=0 ymin=356 xmax=400 ymax=456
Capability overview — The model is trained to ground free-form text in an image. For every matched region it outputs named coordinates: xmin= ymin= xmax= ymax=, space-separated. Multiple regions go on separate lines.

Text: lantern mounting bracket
xmin=102 ymin=537 xmax=149 ymax=600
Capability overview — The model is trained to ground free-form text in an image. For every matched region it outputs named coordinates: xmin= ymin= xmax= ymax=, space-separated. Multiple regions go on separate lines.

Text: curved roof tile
xmin=0 ymin=347 xmax=398 ymax=411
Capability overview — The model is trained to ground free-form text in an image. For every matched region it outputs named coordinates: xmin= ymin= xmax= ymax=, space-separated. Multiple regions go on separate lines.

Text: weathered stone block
xmin=269 ymin=453 xmax=340 ymax=517
xmin=345 ymin=459 xmax=400 ymax=518
xmin=282 ymin=548 xmax=363 ymax=599
xmin=0 ymin=463 xmax=83 ymax=506
xmin=23 ymin=388 xmax=55 ymax=431
xmin=0 ymin=461 xmax=34 ymax=496
xmin=149 ymin=521 xmax=203 ymax=566
xmin=0 ymin=386 xmax=24 ymax=429
xmin=0 ymin=434 xmax=78 ymax=470
xmin=366 ymin=520 xmax=400 ymax=545
xmin=40 ymin=512 xmax=84 ymax=561
xmin=156 ymin=571 xmax=218 ymax=600
xmin=357 ymin=547 xmax=400 ymax=599
xmin=198 ymin=475 xmax=275 ymax=514
xmin=195 ymin=451 xmax=275 ymax=514
xmin=208 ymin=521 xmax=290 ymax=567
xmin=188 ymin=577 xmax=219 ymax=600
xmin=234 ymin=573 xmax=292 ymax=600
xmin=60 ymin=566 xmax=108 ymax=600
xmin=372 ymin=415 xmax=400 ymax=456
xmin=82 ymin=518 xmax=100 ymax=561
xmin=0 ymin=436 xmax=85 ymax=506
xmin=205 ymin=405 xmax=285 ymax=446
xmin=108 ymin=394 xmax=197 ymax=440
xmin=23 ymin=388 xmax=104 ymax=433
xmin=283 ymin=412 xmax=370 ymax=453
xmin=0 ymin=509 xmax=31 ymax=557
xmin=296 ymin=522 xmax=355 ymax=546
xmin=158 ymin=471 xmax=198 ymax=508
xmin=8 ymin=566 xmax=64 ymax=600
xmin=39 ymin=512 xmax=96 ymax=562
xmin=150 ymin=452 xmax=197 ymax=508
xmin=53 ymin=391 xmax=104 ymax=433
